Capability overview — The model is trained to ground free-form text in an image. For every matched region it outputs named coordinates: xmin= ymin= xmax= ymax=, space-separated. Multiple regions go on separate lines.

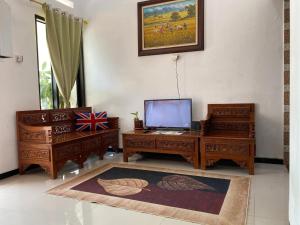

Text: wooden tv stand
xmin=122 ymin=130 xmax=200 ymax=168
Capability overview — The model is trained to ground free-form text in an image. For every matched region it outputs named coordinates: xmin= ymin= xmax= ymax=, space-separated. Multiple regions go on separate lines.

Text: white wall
xmin=0 ymin=0 xmax=41 ymax=174
xmin=0 ymin=0 xmax=79 ymax=174
xmin=80 ymin=0 xmax=283 ymax=158
xmin=289 ymin=0 xmax=300 ymax=224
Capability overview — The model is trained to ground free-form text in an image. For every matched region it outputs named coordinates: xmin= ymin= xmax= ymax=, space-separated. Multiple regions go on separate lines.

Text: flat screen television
xmin=144 ymin=99 xmax=192 ymax=129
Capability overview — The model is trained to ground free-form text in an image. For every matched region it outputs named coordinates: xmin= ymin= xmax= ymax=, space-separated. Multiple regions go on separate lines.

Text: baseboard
xmin=0 ymin=169 xmax=19 ymax=180
xmin=0 ymin=165 xmax=40 ymax=180
xmin=254 ymin=157 xmax=284 ymax=165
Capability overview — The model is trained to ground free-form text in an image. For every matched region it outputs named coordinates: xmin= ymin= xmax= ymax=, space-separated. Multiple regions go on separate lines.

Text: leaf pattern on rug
xmin=157 ymin=175 xmax=215 ymax=191
xmin=97 ymin=178 xmax=149 ymax=196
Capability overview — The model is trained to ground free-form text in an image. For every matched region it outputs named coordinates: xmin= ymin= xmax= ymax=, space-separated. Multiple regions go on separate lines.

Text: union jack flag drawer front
xmin=75 ymin=112 xmax=109 ymax=131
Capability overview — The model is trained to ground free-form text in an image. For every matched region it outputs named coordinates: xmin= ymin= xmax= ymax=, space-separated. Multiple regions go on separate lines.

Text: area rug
xmin=48 ymin=163 xmax=250 ymax=225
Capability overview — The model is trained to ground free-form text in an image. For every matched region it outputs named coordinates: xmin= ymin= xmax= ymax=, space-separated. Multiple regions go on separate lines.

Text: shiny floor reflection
xmin=0 ymin=153 xmax=289 ymax=225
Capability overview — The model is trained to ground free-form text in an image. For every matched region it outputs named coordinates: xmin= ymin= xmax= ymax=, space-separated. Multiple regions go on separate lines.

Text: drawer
xmin=205 ymin=143 xmax=249 ymax=155
xmin=156 ymin=139 xmax=195 ymax=151
xmin=124 ymin=136 xmax=155 ymax=149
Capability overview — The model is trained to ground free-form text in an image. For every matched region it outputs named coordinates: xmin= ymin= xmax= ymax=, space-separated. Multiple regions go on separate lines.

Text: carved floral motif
xmin=205 ymin=143 xmax=249 ymax=154
xmin=156 ymin=140 xmax=194 ymax=151
xmin=126 ymin=138 xmax=155 ymax=148
xmin=212 ymin=108 xmax=250 ymax=117
xmin=20 ymin=129 xmax=46 ymax=142
xmin=52 ymin=125 xmax=72 ymax=135
xmin=51 ymin=112 xmax=71 ymax=122
xmin=21 ymin=149 xmax=50 ymax=161
xmin=22 ymin=113 xmax=49 ymax=124
xmin=210 ymin=122 xmax=249 ymax=131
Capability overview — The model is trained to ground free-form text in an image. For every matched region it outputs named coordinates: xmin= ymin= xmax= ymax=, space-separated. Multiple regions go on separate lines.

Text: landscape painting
xmin=138 ymin=0 xmax=204 ymax=56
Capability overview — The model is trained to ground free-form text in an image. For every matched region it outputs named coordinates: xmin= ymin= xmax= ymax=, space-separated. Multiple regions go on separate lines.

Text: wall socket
xmin=16 ymin=55 xmax=23 ymax=63
xmin=171 ymin=54 xmax=180 ymax=62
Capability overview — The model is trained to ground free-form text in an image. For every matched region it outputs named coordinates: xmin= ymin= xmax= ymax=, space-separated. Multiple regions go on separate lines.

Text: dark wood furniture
xmin=16 ymin=107 xmax=119 ymax=179
xmin=200 ymin=104 xmax=255 ymax=175
xmin=123 ymin=130 xmax=200 ymax=168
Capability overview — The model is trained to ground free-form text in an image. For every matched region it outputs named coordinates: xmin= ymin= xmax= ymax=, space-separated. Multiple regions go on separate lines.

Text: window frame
xmin=35 ymin=14 xmax=86 ymax=109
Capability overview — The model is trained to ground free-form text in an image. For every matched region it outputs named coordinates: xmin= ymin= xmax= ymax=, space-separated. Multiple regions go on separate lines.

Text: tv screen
xmin=144 ymin=99 xmax=192 ymax=129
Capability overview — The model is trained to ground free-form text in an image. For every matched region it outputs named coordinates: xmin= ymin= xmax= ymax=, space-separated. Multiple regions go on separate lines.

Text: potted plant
xmin=131 ymin=112 xmax=143 ymax=130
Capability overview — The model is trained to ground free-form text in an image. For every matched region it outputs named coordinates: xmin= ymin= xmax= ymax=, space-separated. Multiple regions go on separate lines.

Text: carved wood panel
xmin=20 ymin=128 xmax=47 ymax=142
xmin=19 ymin=145 xmax=50 ymax=162
xmin=22 ymin=113 xmax=49 ymax=124
xmin=20 ymin=149 xmax=50 ymax=162
xmin=50 ymin=112 xmax=72 ymax=122
xmin=212 ymin=108 xmax=250 ymax=117
xmin=125 ymin=137 xmax=156 ymax=149
xmin=205 ymin=143 xmax=249 ymax=155
xmin=210 ymin=122 xmax=249 ymax=132
xmin=156 ymin=139 xmax=195 ymax=151
xmin=52 ymin=124 xmax=73 ymax=135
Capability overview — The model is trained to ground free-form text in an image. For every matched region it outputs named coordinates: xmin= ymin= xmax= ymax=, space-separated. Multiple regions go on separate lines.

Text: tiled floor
xmin=0 ymin=153 xmax=289 ymax=225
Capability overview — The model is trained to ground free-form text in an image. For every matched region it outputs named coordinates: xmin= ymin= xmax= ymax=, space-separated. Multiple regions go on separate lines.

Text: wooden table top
xmin=52 ymin=129 xmax=118 ymax=145
xmin=123 ymin=130 xmax=201 ymax=138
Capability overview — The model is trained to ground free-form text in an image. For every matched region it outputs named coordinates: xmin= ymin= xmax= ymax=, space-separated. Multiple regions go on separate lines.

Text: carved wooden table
xmin=122 ymin=130 xmax=200 ymax=168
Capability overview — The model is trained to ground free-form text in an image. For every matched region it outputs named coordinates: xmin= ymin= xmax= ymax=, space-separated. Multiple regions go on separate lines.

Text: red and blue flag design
xmin=75 ymin=112 xmax=109 ymax=131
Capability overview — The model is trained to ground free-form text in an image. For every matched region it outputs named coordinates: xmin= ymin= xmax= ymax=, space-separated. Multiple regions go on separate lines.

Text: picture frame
xmin=138 ymin=0 xmax=204 ymax=56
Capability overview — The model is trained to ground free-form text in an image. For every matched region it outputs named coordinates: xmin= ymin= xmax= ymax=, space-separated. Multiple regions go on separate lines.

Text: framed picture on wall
xmin=138 ymin=0 xmax=204 ymax=56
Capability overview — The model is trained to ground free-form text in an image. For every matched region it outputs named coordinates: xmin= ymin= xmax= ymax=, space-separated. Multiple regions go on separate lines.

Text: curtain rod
xmin=30 ymin=0 xmax=43 ymax=6
xmin=29 ymin=0 xmax=88 ymax=25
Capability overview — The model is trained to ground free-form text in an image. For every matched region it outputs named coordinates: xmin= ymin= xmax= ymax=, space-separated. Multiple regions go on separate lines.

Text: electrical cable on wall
xmin=172 ymin=54 xmax=181 ymax=99
xmin=175 ymin=59 xmax=181 ymax=99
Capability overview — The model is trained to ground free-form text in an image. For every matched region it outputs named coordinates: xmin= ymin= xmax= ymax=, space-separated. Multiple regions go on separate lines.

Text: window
xmin=35 ymin=15 xmax=85 ymax=109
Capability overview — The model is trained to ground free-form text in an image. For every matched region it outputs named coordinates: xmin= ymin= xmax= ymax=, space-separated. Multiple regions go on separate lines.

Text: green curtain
xmin=43 ymin=4 xmax=82 ymax=108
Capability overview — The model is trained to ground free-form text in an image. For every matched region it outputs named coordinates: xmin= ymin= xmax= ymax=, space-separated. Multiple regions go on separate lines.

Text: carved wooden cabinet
xmin=122 ymin=131 xmax=200 ymax=168
xmin=17 ymin=107 xmax=119 ymax=179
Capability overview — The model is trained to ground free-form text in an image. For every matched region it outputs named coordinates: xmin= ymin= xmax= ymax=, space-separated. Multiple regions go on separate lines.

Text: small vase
xmin=134 ymin=120 xmax=144 ymax=130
